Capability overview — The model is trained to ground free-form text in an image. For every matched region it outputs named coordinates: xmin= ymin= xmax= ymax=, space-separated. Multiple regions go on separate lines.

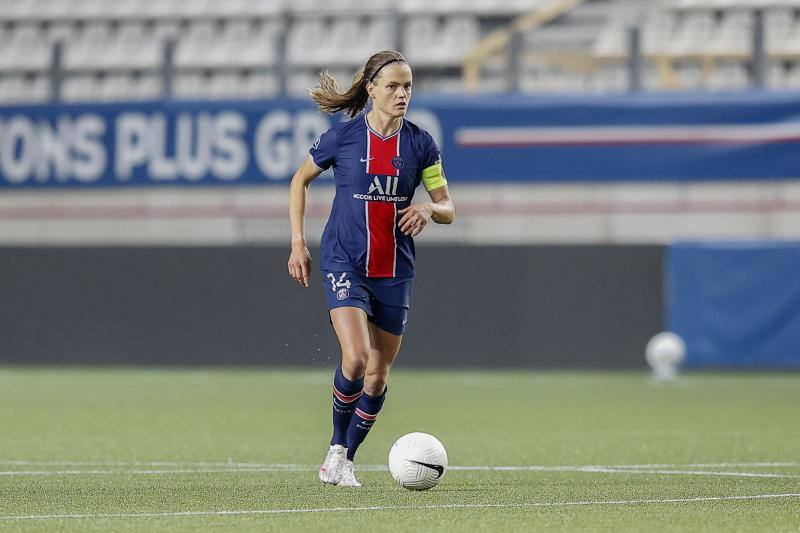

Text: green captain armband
xmin=421 ymin=162 xmax=447 ymax=192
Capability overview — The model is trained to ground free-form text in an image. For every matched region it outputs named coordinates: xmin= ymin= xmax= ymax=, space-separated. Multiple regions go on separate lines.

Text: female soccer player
xmin=287 ymin=50 xmax=455 ymax=487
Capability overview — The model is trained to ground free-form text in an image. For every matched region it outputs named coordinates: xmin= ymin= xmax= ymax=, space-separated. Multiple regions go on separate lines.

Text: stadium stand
xmin=0 ymin=0 xmax=799 ymax=102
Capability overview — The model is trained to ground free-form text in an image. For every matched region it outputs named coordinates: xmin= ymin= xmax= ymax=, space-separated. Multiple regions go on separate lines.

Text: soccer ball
xmin=645 ymin=331 xmax=686 ymax=380
xmin=388 ymin=432 xmax=448 ymax=490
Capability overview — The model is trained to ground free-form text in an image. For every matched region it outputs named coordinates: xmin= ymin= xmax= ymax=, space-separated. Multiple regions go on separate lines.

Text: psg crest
xmin=392 ymin=156 xmax=404 ymax=169
xmin=336 ymin=288 xmax=350 ymax=301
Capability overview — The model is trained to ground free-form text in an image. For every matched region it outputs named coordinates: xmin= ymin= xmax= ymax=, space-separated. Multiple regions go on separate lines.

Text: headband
xmin=369 ymin=59 xmax=404 ymax=83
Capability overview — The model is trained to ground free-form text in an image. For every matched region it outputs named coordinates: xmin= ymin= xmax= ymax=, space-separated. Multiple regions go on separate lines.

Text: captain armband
xmin=421 ymin=161 xmax=447 ymax=192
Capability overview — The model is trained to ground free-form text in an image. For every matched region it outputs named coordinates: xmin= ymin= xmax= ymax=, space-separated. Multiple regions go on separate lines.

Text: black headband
xmin=369 ymin=59 xmax=404 ymax=83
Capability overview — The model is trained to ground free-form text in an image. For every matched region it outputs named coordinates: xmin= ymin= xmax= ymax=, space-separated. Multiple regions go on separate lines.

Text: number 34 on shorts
xmin=327 ymin=272 xmax=352 ymax=301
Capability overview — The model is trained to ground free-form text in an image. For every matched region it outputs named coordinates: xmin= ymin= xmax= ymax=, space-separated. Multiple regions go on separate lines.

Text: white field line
xmin=2 ymin=493 xmax=799 ymax=521
xmin=605 ymin=462 xmax=800 ymax=469
xmin=2 ymin=464 xmax=799 ymax=479
xmin=2 ymin=460 xmax=797 ymax=469
xmin=0 ymin=468 xmax=308 ymax=477
xmin=567 ymin=467 xmax=798 ymax=479
xmin=0 ymin=460 xmax=304 ymax=468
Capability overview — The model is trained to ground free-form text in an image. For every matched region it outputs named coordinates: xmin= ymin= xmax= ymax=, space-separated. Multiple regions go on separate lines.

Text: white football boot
xmin=319 ymin=444 xmax=347 ymax=484
xmin=337 ymin=459 xmax=361 ymax=487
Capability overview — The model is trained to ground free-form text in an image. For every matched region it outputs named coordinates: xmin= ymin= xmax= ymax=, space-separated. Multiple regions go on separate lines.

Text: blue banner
xmin=667 ymin=241 xmax=800 ymax=368
xmin=1 ymin=92 xmax=800 ymax=188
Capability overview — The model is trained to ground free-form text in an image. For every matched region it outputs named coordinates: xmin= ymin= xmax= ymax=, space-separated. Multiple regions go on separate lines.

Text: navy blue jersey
xmin=310 ymin=116 xmax=446 ymax=278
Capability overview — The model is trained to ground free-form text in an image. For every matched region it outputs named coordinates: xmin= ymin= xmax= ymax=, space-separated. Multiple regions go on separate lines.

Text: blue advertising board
xmin=1 ymin=92 xmax=799 ymax=188
xmin=667 ymin=241 xmax=800 ymax=369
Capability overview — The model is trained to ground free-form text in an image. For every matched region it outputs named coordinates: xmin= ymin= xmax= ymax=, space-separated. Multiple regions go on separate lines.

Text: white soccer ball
xmin=388 ymin=432 xmax=448 ymax=491
xmin=645 ymin=331 xmax=686 ymax=379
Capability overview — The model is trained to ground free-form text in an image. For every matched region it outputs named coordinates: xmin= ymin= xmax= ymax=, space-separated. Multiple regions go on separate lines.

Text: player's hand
xmin=288 ymin=243 xmax=312 ymax=287
xmin=397 ymin=203 xmax=433 ymax=237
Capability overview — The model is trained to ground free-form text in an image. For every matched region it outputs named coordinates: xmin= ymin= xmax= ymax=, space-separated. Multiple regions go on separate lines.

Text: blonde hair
xmin=309 ymin=50 xmax=408 ymax=118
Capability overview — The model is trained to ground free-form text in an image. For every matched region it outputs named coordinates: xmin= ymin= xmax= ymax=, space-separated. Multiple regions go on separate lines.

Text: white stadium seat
xmin=0 ymin=0 xmax=795 ymax=101
xmin=61 ymin=74 xmax=99 ymax=101
xmin=404 ymin=15 xmax=479 ymax=66
xmin=0 ymin=26 xmax=52 ymax=71
xmin=63 ymin=24 xmax=162 ymax=71
xmin=707 ymin=10 xmax=752 ymax=56
xmin=0 ymin=74 xmax=49 ymax=102
xmin=1 ymin=0 xmax=38 ymax=21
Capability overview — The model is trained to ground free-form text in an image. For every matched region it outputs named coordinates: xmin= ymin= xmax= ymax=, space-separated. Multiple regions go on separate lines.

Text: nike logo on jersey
xmin=360 ymin=157 xmax=375 ymax=162
xmin=409 ymin=460 xmax=445 ymax=478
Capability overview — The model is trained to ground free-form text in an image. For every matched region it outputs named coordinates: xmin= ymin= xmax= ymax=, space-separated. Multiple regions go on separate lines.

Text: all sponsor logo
xmin=353 ymin=175 xmax=408 ymax=202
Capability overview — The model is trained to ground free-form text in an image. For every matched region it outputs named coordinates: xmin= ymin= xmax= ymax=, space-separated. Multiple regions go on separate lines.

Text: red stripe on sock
xmin=355 ymin=408 xmax=379 ymax=421
xmin=333 ymin=386 xmax=363 ymax=403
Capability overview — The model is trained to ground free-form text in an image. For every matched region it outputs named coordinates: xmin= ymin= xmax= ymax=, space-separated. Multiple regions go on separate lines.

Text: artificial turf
xmin=0 ymin=368 xmax=798 ymax=531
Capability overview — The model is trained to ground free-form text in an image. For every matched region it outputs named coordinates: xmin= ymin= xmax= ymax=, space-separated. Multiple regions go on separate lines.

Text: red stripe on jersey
xmin=366 ymin=201 xmax=396 ymax=278
xmin=366 ymin=129 xmax=400 ymax=176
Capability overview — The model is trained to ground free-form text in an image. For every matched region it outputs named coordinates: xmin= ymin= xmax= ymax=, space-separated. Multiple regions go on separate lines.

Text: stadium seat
xmin=591 ymin=65 xmax=628 ymax=92
xmin=173 ymin=72 xmax=207 ymax=99
xmin=766 ymin=9 xmax=800 ymax=55
xmin=668 ymin=11 xmax=716 ymax=55
xmin=152 ymin=21 xmax=182 ymax=43
xmin=61 ymin=74 xmax=99 ymax=101
xmin=399 ymin=0 xmax=463 ymax=14
xmin=175 ymin=20 xmax=279 ymax=70
xmin=0 ymin=74 xmax=49 ymax=102
xmin=243 ymin=72 xmax=280 ymax=98
xmin=708 ymin=63 xmax=749 ymax=89
xmin=404 ymin=15 xmax=480 ymax=66
xmin=290 ymin=0 xmax=392 ymax=14
xmin=0 ymin=0 xmax=794 ymax=102
xmin=64 ymin=23 xmax=162 ymax=71
xmin=45 ymin=22 xmax=78 ymax=43
xmin=0 ymin=26 xmax=52 ymax=71
xmin=206 ymin=72 xmax=241 ymax=98
xmin=784 ymin=61 xmax=800 ymax=88
xmin=1 ymin=0 xmax=38 ymax=21
xmin=641 ymin=10 xmax=679 ymax=55
xmin=707 ymin=10 xmax=752 ymax=56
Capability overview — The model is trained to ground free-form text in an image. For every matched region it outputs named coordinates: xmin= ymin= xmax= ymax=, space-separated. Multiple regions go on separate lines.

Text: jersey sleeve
xmin=309 ymin=127 xmax=337 ymax=170
xmin=419 ymin=134 xmax=447 ymax=192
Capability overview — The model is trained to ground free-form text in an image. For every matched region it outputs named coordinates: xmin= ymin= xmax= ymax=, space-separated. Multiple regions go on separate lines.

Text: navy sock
xmin=330 ymin=366 xmax=364 ymax=447
xmin=346 ymin=388 xmax=386 ymax=461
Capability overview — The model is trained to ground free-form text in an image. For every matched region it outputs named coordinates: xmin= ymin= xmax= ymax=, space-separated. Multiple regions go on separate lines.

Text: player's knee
xmin=341 ymin=348 xmax=369 ymax=378
xmin=364 ymin=368 xmax=389 ymax=396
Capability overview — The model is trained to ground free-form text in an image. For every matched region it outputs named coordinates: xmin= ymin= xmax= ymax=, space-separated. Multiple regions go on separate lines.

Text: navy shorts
xmin=322 ymin=270 xmax=413 ymax=336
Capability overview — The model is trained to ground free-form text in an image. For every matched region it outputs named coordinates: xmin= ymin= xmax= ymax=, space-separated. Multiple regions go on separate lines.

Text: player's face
xmin=369 ymin=63 xmax=413 ymax=119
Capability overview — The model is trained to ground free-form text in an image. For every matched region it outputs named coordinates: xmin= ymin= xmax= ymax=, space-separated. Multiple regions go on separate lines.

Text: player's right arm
xmin=288 ymin=155 xmax=324 ymax=288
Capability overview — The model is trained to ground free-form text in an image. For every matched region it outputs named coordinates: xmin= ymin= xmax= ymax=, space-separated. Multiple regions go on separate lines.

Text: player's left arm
xmin=397 ymin=185 xmax=455 ymax=237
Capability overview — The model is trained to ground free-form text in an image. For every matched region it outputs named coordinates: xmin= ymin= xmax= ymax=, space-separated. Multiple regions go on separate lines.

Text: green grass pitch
xmin=0 ymin=368 xmax=799 ymax=531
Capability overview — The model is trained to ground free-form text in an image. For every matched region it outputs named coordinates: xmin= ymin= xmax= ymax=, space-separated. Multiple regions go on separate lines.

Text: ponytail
xmin=308 ymin=70 xmax=369 ymax=118
xmin=309 ymin=50 xmax=408 ymax=118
